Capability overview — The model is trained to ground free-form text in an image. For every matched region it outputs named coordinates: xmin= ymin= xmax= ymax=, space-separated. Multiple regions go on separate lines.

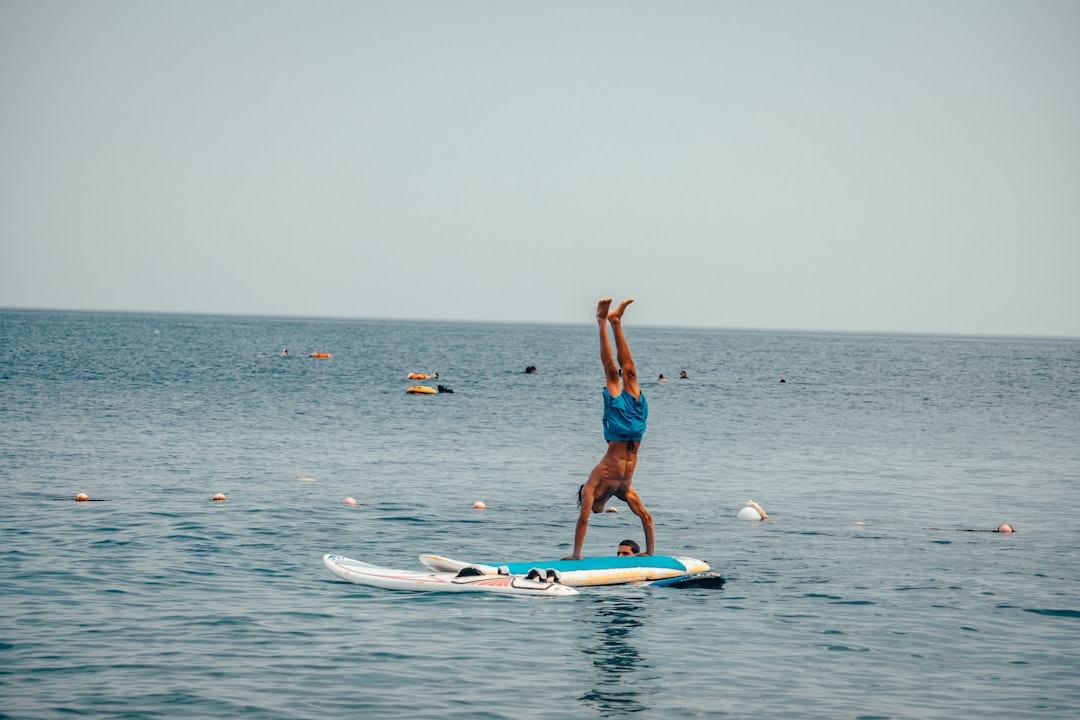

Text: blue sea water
xmin=2 ymin=309 xmax=1078 ymax=719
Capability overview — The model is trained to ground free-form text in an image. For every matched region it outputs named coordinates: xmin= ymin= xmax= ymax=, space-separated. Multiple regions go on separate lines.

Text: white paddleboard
xmin=418 ymin=554 xmax=711 ymax=587
xmin=323 ymin=554 xmax=578 ymax=597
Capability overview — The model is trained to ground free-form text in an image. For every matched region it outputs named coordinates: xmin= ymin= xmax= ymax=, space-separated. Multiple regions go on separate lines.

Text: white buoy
xmin=738 ymin=500 xmax=768 ymax=521
xmin=737 ymin=506 xmax=761 ymax=521
xmin=473 ymin=501 xmax=487 ymax=510
xmin=343 ymin=497 xmax=357 ymax=506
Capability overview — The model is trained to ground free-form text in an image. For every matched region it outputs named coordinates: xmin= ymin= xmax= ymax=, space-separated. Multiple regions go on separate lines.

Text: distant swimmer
xmin=779 ymin=376 xmax=786 ymax=383
xmin=680 ymin=370 xmax=689 ymax=379
xmin=281 ymin=348 xmax=289 ymax=356
xmin=658 ymin=374 xmax=666 ymax=381
xmin=525 ymin=365 xmax=537 ymax=374
xmin=565 ymin=298 xmax=653 ymax=560
xmin=437 ymin=384 xmax=454 ymax=393
xmin=617 ymin=539 xmax=641 ymax=556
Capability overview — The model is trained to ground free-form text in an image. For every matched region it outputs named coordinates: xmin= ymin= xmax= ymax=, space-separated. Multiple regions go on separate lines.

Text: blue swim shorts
xmin=602 ymin=388 xmax=648 ymax=442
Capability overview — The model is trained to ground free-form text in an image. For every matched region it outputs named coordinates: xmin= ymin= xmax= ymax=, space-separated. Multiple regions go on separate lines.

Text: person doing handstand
xmin=565 ymin=298 xmax=654 ymax=560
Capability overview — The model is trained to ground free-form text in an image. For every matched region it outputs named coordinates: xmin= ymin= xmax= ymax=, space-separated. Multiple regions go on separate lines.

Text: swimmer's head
xmin=996 ymin=523 xmax=1015 ymax=533
xmin=617 ymin=539 xmax=640 ymax=556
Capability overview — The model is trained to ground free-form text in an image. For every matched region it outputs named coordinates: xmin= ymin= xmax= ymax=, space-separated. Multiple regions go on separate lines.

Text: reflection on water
xmin=578 ymin=590 xmax=654 ymax=715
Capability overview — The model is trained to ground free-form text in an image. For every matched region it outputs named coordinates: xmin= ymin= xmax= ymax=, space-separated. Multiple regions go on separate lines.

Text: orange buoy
xmin=310 ymin=352 xmax=332 ymax=359
xmin=75 ymin=492 xmax=89 ymax=502
xmin=408 ymin=373 xmax=430 ymax=379
xmin=211 ymin=493 xmax=227 ymax=501
xmin=473 ymin=501 xmax=487 ymax=510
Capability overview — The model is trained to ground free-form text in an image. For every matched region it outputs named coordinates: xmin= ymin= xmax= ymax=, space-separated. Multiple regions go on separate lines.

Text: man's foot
xmin=608 ymin=298 xmax=634 ymax=324
xmin=596 ymin=298 xmax=613 ymax=323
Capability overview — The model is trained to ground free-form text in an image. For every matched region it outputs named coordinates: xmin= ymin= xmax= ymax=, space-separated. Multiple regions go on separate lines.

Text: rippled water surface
xmin=2 ymin=310 xmax=1078 ymax=718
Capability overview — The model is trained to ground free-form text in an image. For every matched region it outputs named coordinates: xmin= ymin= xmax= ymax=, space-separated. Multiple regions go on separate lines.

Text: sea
xmin=2 ymin=309 xmax=1078 ymax=719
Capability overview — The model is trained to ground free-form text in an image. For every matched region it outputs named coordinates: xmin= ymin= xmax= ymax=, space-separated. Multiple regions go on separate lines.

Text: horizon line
xmin=2 ymin=304 xmax=1077 ymax=342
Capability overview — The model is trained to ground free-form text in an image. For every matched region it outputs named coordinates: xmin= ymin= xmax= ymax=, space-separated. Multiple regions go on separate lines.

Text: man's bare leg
xmin=597 ymin=298 xmax=620 ymax=394
xmin=608 ymin=298 xmax=639 ymax=399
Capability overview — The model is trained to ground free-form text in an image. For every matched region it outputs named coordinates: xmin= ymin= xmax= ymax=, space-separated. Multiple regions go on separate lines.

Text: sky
xmin=2 ymin=1 xmax=1078 ymax=337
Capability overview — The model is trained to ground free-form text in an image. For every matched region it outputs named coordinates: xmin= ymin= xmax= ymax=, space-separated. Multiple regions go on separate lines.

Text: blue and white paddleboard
xmin=323 ymin=554 xmax=578 ymax=597
xmin=419 ymin=554 xmax=714 ymax=587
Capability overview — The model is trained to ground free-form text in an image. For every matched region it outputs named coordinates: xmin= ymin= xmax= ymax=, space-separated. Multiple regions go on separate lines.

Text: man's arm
xmin=624 ymin=488 xmax=654 ymax=556
xmin=564 ymin=485 xmax=595 ymax=560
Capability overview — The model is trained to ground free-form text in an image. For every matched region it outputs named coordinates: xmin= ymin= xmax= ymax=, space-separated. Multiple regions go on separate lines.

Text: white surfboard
xmin=418 ymin=553 xmax=712 ymax=587
xmin=323 ymin=554 xmax=578 ymax=597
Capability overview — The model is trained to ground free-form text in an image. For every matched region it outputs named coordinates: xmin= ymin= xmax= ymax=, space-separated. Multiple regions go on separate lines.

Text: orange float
xmin=310 ymin=352 xmax=332 ymax=359
xmin=407 ymin=373 xmax=430 ymax=379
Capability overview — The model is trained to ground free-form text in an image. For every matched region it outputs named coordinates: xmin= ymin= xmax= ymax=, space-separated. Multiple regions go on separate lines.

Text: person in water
xmin=565 ymin=297 xmax=654 ymax=560
xmin=617 ymin=539 xmax=641 ymax=556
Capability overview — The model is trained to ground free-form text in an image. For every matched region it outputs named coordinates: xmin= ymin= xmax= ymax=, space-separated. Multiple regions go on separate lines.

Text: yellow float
xmin=406 ymin=386 xmax=436 ymax=395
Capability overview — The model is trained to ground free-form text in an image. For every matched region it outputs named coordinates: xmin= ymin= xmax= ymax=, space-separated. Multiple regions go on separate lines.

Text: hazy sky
xmin=2 ymin=1 xmax=1078 ymax=336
